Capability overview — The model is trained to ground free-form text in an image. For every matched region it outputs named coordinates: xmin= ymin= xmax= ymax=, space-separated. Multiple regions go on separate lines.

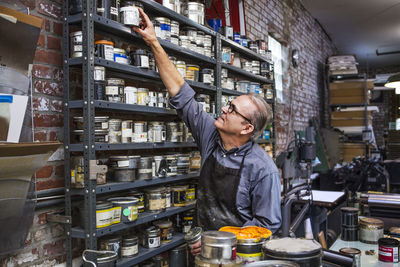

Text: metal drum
xmin=237 ymin=238 xmax=264 ymax=264
xmin=195 ymin=256 xmax=242 ymax=267
xmin=243 ymin=261 xmax=300 ymax=267
xmin=201 ymin=231 xmax=237 ymax=261
xmin=169 ymin=244 xmax=188 ymax=267
xmin=137 ymin=157 xmax=153 ymax=180
xmin=262 ymin=238 xmax=322 ymax=267
xmin=359 ymin=217 xmax=384 ymax=244
xmin=110 ymin=155 xmax=139 ymax=182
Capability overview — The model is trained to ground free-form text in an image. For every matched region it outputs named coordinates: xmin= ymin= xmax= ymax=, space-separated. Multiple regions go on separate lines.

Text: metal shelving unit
xmin=63 ymin=0 xmax=276 ymax=265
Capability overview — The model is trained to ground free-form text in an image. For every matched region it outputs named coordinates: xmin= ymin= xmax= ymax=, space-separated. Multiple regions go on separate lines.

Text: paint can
xmin=138 ymin=157 xmax=153 ymax=180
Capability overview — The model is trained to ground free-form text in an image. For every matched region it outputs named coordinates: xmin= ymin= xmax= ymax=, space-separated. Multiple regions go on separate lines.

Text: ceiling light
xmin=385 ymin=73 xmax=400 ymax=94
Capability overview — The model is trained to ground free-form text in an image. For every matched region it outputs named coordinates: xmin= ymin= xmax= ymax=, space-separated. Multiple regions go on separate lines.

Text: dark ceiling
xmin=301 ymin=0 xmax=400 ymax=71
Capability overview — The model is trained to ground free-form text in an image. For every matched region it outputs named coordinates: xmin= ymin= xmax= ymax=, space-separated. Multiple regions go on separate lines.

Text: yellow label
xmin=237 ymin=252 xmax=263 ymax=258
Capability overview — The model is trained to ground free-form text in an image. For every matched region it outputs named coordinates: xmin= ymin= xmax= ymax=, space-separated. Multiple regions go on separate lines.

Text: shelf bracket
xmin=47 ymin=214 xmax=72 ymax=224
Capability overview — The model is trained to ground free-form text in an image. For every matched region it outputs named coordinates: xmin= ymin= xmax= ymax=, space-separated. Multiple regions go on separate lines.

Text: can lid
xmin=154 ymin=220 xmax=173 ymax=228
xmin=360 ymin=217 xmax=384 ymax=227
xmin=114 ymin=48 xmax=127 ymax=54
xmin=123 ymin=235 xmax=138 ymax=243
xmin=184 ymin=227 xmax=202 ymax=243
xmin=339 ymin=247 xmax=361 ymax=256
xmin=340 ymin=207 xmax=358 ymax=213
xmin=202 ymin=231 xmax=236 ymax=245
xmin=95 ymin=40 xmax=114 ymax=46
xmin=378 ymin=237 xmax=400 ymax=247
xmin=146 ymin=225 xmax=160 ymax=234
xmin=107 ymin=197 xmax=139 ymax=205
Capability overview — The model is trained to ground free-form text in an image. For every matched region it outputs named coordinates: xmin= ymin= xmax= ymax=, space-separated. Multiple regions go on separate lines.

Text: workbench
xmin=330 ymin=238 xmax=399 ymax=267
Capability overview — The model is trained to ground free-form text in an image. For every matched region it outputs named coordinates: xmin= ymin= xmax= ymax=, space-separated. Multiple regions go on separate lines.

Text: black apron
xmin=197 ymin=143 xmax=251 ymax=230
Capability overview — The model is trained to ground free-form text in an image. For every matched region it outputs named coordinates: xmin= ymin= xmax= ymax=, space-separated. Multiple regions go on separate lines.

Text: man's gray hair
xmin=247 ymin=93 xmax=273 ymax=141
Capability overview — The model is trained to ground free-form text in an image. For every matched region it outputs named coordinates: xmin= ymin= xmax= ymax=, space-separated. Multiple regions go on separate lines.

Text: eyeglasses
xmin=227 ymin=101 xmax=252 ymax=125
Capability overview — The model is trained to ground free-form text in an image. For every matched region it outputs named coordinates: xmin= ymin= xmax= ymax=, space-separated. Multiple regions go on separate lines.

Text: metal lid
xmin=70 ymin=31 xmax=82 ymax=36
xmin=263 ymin=238 xmax=322 ymax=258
xmin=202 ymin=231 xmax=237 ymax=246
xmin=73 ymin=116 xmax=109 ymax=122
xmin=184 ymin=227 xmax=202 ymax=243
xmin=340 ymin=207 xmax=358 ymax=213
xmin=73 ymin=129 xmax=108 ymax=135
xmin=114 ymin=48 xmax=127 ymax=54
xmin=122 ymin=235 xmax=138 ymax=243
xmin=146 ymin=226 xmax=160 ymax=235
xmin=154 ymin=220 xmax=173 ymax=228
xmin=339 ymin=247 xmax=361 ymax=256
xmin=155 ymin=17 xmax=170 ymax=24
xmin=96 ymin=201 xmax=112 ymax=210
xmin=107 ymin=196 xmax=139 ymax=205
xmin=359 ymin=217 xmax=384 ymax=227
xmin=145 ymin=187 xmax=164 ymax=193
xmin=106 ymin=78 xmax=125 ymax=85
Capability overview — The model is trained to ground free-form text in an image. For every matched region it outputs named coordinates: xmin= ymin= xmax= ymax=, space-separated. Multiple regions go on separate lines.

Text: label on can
xmin=121 ymin=244 xmax=138 ymax=257
xmin=379 ymin=246 xmax=399 ymax=262
xmin=106 ymin=86 xmax=120 ymax=95
xmin=140 ymin=55 xmax=149 ymax=68
xmin=117 ymin=160 xmax=130 ymax=168
xmin=115 ymin=54 xmax=129 ymax=64
xmin=94 ymin=68 xmax=105 ymax=81
xmin=104 ymin=45 xmax=114 ymax=61
xmin=72 ymin=45 xmax=82 ymax=52
xmin=202 ymin=73 xmax=213 ymax=84
xmin=110 ymin=6 xmax=118 ymax=16
xmin=148 ymin=237 xmax=160 ymax=248
xmin=139 ymin=168 xmax=152 ymax=174
xmin=96 ymin=208 xmax=113 ymax=228
xmin=110 ymin=207 xmax=121 ymax=224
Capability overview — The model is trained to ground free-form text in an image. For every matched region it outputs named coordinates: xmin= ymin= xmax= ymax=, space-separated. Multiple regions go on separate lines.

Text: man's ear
xmin=240 ymin=123 xmax=254 ymax=136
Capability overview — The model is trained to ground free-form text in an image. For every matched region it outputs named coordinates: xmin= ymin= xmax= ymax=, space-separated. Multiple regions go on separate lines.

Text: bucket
xmin=201 ymin=231 xmax=237 ymax=260
xmin=82 ymin=249 xmax=118 ymax=267
xmin=262 ymin=238 xmax=322 ymax=267
xmin=107 ymin=197 xmax=139 ymax=223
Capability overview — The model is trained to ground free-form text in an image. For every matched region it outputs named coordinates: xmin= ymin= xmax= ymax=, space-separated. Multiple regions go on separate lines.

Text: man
xmin=133 ymin=9 xmax=281 ymax=254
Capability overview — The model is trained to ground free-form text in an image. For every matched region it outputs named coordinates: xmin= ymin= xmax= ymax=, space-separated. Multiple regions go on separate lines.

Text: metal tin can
xmin=73 ymin=116 xmax=109 ymax=130
xmin=251 ymin=60 xmax=260 ymax=75
xmin=94 ymin=81 xmax=106 ymax=100
xmin=120 ymin=5 xmax=140 ymax=26
xmin=114 ymin=48 xmax=129 ymax=64
xmin=137 ymin=157 xmax=153 ymax=180
xmin=176 ymin=61 xmax=187 ymax=78
xmin=70 ymin=31 xmax=82 ymax=58
xmin=106 ymin=78 xmax=125 ymax=102
xmin=72 ymin=129 xmax=109 ymax=143
xmin=133 ymin=121 xmax=147 ymax=142
xmin=148 ymin=91 xmax=157 ymax=107
xmin=94 ymin=66 xmax=106 ymax=81
xmin=200 ymin=69 xmax=214 ymax=85
xmin=99 ymin=235 xmax=122 ymax=259
xmin=378 ymin=238 xmax=399 ymax=263
xmin=128 ymin=191 xmax=145 ymax=213
xmin=154 ymin=220 xmax=173 ymax=244
xmin=171 ymin=34 xmax=179 ymax=45
xmin=153 ymin=155 xmax=167 ymax=178
xmin=157 ymin=92 xmax=166 ymax=108
xmin=148 ymin=122 xmax=166 ymax=143
xmin=166 ymin=122 xmax=182 ymax=142
xmin=137 ymin=88 xmax=149 ymax=105
xmin=145 ymin=188 xmax=165 ymax=212
xmin=96 ymin=201 xmax=114 ymax=228
xmin=144 ymin=226 xmax=161 ymax=248
xmin=189 ymin=151 xmax=201 ymax=172
xmin=108 ymin=197 xmax=139 ymax=223
xmin=130 ymin=49 xmax=149 ymax=69
xmin=186 ymin=64 xmax=200 ymax=82
xmin=95 ymin=40 xmax=115 ymax=61
xmin=155 ymin=17 xmax=171 ymax=42
xmin=222 ymin=46 xmax=232 ymax=64
xmin=124 ymin=86 xmax=138 ymax=104
xmin=166 ymin=155 xmax=178 ymax=176
xmin=179 ymin=35 xmax=190 ymax=49
xmin=121 ymin=236 xmax=139 ymax=258
xmin=182 ymin=2 xmax=205 ymax=25
xmin=121 ymin=120 xmax=133 ymax=143
xmin=359 ymin=217 xmax=384 ymax=244
xmin=186 ymin=183 xmax=196 ymax=205
xmin=170 ymin=20 xmax=180 ymax=36
xmin=172 ymin=185 xmax=188 ymax=207
xmin=177 ymin=154 xmax=190 ymax=174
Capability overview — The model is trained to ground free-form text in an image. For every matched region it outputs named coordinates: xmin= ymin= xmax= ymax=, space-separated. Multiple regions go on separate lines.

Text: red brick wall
xmin=0 ymin=0 xmax=68 ymax=266
xmin=244 ymin=0 xmax=337 ymax=153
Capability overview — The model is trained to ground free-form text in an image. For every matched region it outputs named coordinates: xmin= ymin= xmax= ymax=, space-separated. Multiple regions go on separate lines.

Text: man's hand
xmin=189 ymin=239 xmax=202 ymax=256
xmin=133 ymin=8 xmax=158 ymax=47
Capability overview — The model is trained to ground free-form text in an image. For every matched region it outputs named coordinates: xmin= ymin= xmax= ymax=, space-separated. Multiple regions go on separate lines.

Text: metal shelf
xmin=71 ymin=205 xmax=195 ymax=238
xmin=69 ymin=142 xmax=198 ymax=152
xmin=68 ymin=57 xmax=217 ymax=93
xmin=220 ymin=35 xmax=269 ymax=62
xmin=68 ymin=13 xmax=216 ymax=64
xmin=329 ymin=73 xmax=365 ymax=80
xmin=117 ymin=233 xmax=185 ymax=267
xmin=70 ymin=173 xmax=200 ymax=195
xmin=221 ymin=88 xmax=245 ymax=96
xmin=221 ymin=63 xmax=273 ymax=84
xmin=256 ymin=139 xmax=275 ymax=144
xmin=137 ymin=0 xmax=216 ymax=36
xmin=68 ymin=100 xmax=177 ymax=115
xmin=330 ymin=103 xmax=366 ymax=108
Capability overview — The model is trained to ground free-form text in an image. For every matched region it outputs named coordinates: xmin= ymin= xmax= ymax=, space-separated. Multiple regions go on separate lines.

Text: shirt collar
xmin=216 ymin=136 xmax=253 ymax=156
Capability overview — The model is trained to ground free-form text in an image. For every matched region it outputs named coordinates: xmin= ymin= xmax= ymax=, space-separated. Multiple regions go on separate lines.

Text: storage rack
xmin=328 ymin=73 xmax=370 ymax=157
xmin=63 ymin=0 xmax=276 ymax=266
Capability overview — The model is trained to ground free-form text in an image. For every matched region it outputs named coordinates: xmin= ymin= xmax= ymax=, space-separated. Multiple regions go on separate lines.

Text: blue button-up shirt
xmin=169 ymin=83 xmax=282 ymax=233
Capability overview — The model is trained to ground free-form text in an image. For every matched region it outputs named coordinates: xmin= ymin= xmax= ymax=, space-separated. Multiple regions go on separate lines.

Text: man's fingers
xmin=138 ymin=8 xmax=151 ymax=24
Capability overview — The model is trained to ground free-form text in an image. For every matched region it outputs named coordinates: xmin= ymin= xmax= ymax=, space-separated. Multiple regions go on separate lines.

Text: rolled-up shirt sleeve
xmin=168 ymin=82 xmax=217 ymax=155
xmin=243 ymin=171 xmax=282 ymax=233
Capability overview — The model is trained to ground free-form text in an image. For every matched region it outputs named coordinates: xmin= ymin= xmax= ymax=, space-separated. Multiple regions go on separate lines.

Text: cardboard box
xmin=330 ymin=96 xmax=370 ymax=105
xmin=343 ymin=143 xmax=367 ymax=162
xmin=330 ymin=81 xmax=374 ymax=90
xmin=331 ymin=118 xmax=372 ymax=127
xmin=331 ymin=110 xmax=372 ymax=119
xmin=330 ymin=88 xmax=369 ymax=97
